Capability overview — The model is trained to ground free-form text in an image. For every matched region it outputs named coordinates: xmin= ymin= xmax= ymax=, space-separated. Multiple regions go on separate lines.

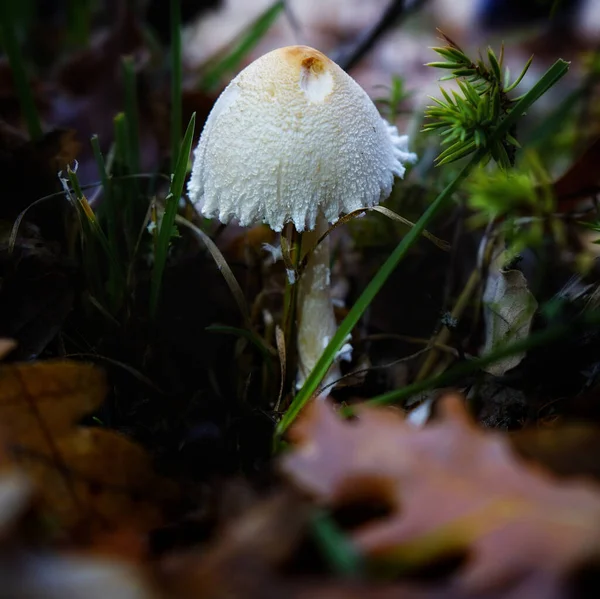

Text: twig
xmin=415 ymin=268 xmax=482 ymax=382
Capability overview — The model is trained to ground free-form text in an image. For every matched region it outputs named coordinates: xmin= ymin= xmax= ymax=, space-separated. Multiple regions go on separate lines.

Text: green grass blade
xmin=67 ymin=166 xmax=122 ymax=277
xmin=67 ymin=165 xmax=125 ymax=310
xmin=90 ymin=135 xmax=121 ymax=309
xmin=122 ymin=56 xmax=140 ymax=175
xmin=113 ymin=111 xmax=138 ymax=243
xmin=0 ymin=3 xmax=42 ymax=140
xmin=275 ymin=58 xmax=570 ymax=439
xmin=90 ymin=136 xmax=116 ymax=245
xmin=200 ymin=1 xmax=284 ymax=91
xmin=311 ymin=510 xmax=364 ymax=579
xmin=170 ymin=0 xmax=182 ymax=173
xmin=150 ymin=112 xmax=196 ymax=317
xmin=114 ymin=112 xmax=131 ymax=167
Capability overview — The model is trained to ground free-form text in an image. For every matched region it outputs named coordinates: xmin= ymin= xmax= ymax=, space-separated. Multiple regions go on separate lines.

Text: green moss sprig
xmin=423 ymin=31 xmax=533 ymax=168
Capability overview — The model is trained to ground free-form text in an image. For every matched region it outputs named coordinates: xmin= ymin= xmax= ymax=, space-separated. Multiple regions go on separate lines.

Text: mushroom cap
xmin=188 ymin=45 xmax=417 ymax=232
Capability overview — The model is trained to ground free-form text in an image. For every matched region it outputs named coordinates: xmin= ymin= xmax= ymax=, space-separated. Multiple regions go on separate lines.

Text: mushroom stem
xmin=296 ymin=213 xmax=347 ymax=396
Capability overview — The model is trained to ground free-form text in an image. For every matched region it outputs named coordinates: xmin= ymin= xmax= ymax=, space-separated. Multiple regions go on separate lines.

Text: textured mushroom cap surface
xmin=188 ymin=45 xmax=417 ymax=232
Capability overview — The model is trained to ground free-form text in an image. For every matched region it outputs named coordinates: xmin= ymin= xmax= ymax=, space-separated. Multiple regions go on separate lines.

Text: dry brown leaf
xmin=158 ymin=489 xmax=474 ymax=599
xmin=280 ymin=395 xmax=600 ymax=595
xmin=17 ymin=428 xmax=175 ymax=536
xmin=0 ymin=360 xmax=106 ymax=450
xmin=0 ymin=360 xmax=175 ymax=537
xmin=481 ymin=267 xmax=537 ymax=376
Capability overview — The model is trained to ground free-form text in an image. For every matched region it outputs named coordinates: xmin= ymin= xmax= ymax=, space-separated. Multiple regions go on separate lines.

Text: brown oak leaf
xmin=280 ymin=395 xmax=600 ymax=596
xmin=0 ymin=360 xmax=176 ymax=538
xmin=18 ymin=427 xmax=175 ymax=536
xmin=0 ymin=360 xmax=106 ymax=450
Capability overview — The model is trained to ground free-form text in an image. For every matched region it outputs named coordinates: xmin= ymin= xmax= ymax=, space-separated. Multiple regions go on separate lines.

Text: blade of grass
xmin=61 ymin=168 xmax=103 ymax=302
xmin=170 ymin=0 xmax=182 ymax=173
xmin=121 ymin=58 xmax=144 ymax=240
xmin=122 ymin=56 xmax=140 ymax=175
xmin=114 ymin=112 xmax=131 ymax=170
xmin=150 ymin=112 xmax=196 ymax=317
xmin=90 ymin=135 xmax=122 ymax=309
xmin=311 ymin=509 xmax=365 ymax=579
xmin=114 ymin=111 xmax=140 ymax=252
xmin=275 ymin=58 xmax=570 ymax=439
xmin=200 ymin=1 xmax=285 ymax=91
xmin=66 ymin=165 xmax=124 ymax=289
xmin=0 ymin=3 xmax=42 ymax=140
xmin=90 ymin=136 xmax=117 ymax=250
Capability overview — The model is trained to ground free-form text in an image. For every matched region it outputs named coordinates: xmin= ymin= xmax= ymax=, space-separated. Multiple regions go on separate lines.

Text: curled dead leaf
xmin=481 ymin=267 xmax=538 ymax=376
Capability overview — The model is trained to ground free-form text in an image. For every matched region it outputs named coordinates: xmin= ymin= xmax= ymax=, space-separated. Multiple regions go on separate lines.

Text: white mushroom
xmin=187 ymin=45 xmax=417 ymax=395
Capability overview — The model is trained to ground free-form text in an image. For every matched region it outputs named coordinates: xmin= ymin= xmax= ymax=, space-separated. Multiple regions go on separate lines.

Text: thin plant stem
xmin=122 ymin=56 xmax=140 ymax=175
xmin=415 ymin=268 xmax=481 ymax=381
xmin=90 ymin=135 xmax=121 ymax=309
xmin=150 ymin=112 xmax=196 ymax=317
